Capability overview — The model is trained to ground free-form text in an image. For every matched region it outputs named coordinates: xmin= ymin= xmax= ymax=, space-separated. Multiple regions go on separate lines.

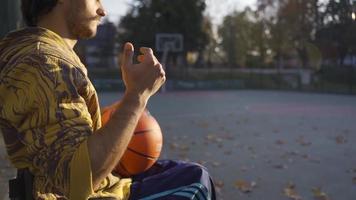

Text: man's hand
xmin=88 ymin=43 xmax=165 ymax=190
xmin=121 ymin=42 xmax=166 ymax=99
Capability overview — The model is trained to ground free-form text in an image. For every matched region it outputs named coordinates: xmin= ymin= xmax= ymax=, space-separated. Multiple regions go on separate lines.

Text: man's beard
xmin=69 ymin=19 xmax=96 ymax=39
xmin=67 ymin=7 xmax=99 ymax=39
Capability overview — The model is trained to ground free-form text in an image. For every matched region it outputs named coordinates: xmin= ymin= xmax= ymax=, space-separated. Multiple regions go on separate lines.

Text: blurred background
xmin=1 ymin=0 xmax=356 ymax=199
xmin=1 ymin=0 xmax=356 ymax=94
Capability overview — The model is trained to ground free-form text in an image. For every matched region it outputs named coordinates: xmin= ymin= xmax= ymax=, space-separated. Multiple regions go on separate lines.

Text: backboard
xmin=155 ymin=33 xmax=184 ymax=52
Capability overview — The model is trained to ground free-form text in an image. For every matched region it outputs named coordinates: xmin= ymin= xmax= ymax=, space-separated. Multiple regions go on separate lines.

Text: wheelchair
xmin=8 ymin=169 xmax=33 ymax=200
xmin=8 ymin=169 xmax=114 ymax=200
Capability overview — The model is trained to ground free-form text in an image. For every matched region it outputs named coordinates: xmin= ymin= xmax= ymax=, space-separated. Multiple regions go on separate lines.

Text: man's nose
xmin=97 ymin=3 xmax=106 ymax=17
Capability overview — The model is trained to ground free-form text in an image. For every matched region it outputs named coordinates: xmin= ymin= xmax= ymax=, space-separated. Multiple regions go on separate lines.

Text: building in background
xmin=0 ymin=0 xmax=22 ymax=38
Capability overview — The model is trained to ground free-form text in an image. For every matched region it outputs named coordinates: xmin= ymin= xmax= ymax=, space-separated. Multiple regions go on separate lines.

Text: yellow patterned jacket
xmin=0 ymin=27 xmax=131 ymax=199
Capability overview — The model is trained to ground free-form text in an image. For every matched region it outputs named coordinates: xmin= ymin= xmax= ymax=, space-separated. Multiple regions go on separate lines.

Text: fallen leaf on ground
xmin=235 ymin=180 xmax=256 ymax=193
xmin=169 ymin=142 xmax=178 ymax=150
xmin=335 ymin=135 xmax=347 ymax=144
xmin=312 ymin=187 xmax=330 ymax=200
xmin=205 ymin=134 xmax=215 ymax=141
xmin=296 ymin=136 xmax=312 ymax=146
xmin=273 ymin=164 xmax=288 ymax=169
xmin=179 ymin=145 xmax=190 ymax=152
xmin=211 ymin=161 xmax=221 ymax=167
xmin=197 ymin=122 xmax=209 ymax=128
xmin=215 ymin=180 xmax=224 ymax=188
xmin=283 ymin=182 xmax=302 ymax=200
xmin=276 ymin=139 xmax=286 ymax=145
xmin=197 ymin=160 xmax=207 ymax=165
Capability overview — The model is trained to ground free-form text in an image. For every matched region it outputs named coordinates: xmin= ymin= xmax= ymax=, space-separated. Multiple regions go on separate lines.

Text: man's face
xmin=66 ymin=0 xmax=106 ymax=39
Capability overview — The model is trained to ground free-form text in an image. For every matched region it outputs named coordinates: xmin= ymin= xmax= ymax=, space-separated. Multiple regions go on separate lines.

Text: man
xmin=0 ymin=0 xmax=215 ymax=199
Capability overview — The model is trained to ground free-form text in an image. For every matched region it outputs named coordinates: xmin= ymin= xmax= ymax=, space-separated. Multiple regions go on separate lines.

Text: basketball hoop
xmin=155 ymin=33 xmax=184 ymax=92
xmin=155 ymin=33 xmax=183 ymax=53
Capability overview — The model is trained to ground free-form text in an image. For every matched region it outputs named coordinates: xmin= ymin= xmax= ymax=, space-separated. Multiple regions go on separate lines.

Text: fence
xmin=88 ymin=65 xmax=356 ymax=95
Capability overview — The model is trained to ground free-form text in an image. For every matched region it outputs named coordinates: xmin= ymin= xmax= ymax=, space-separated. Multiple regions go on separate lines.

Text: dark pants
xmin=10 ymin=160 xmax=216 ymax=200
xmin=129 ymin=160 xmax=216 ymax=200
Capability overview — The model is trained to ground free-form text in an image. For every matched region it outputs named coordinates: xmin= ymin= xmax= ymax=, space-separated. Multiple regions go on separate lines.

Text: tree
xmin=256 ymin=0 xmax=324 ymax=69
xmin=118 ymin=0 xmax=209 ymax=56
xmin=315 ymin=0 xmax=356 ymax=66
xmin=218 ymin=7 xmax=273 ymax=68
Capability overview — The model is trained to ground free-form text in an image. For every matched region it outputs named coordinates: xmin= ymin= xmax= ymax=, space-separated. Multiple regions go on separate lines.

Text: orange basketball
xmin=101 ymin=104 xmax=163 ymax=177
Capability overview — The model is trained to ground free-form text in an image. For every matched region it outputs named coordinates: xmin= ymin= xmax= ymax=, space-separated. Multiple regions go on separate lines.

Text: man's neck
xmin=37 ymin=17 xmax=77 ymax=49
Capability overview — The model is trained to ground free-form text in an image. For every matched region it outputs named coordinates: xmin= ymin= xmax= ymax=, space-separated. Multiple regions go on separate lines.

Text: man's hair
xmin=21 ymin=0 xmax=59 ymax=26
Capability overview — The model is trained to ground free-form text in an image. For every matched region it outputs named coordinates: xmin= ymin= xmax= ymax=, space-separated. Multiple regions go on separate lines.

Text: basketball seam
xmin=134 ymin=129 xmax=152 ymax=135
xmin=133 ymin=129 xmax=160 ymax=135
xmin=127 ymin=147 xmax=158 ymax=160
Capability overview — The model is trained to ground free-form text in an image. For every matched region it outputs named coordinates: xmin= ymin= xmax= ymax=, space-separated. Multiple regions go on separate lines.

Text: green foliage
xmin=218 ymin=8 xmax=268 ymax=68
xmin=118 ymin=0 xmax=209 ymax=53
xmin=218 ymin=0 xmax=355 ymax=70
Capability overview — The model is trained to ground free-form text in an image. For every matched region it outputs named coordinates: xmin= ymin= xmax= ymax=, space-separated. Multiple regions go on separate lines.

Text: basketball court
xmin=100 ymin=90 xmax=356 ymax=200
xmin=1 ymin=90 xmax=356 ymax=199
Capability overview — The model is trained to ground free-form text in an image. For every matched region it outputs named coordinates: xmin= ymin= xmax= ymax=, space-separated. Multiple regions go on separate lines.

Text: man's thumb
xmin=122 ymin=42 xmax=134 ymax=67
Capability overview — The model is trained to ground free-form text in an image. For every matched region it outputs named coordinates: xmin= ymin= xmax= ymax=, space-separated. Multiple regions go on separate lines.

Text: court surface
xmin=1 ymin=90 xmax=356 ymax=199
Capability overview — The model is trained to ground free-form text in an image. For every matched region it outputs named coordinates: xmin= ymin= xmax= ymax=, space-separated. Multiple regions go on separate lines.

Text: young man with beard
xmin=0 ymin=0 xmax=216 ymax=199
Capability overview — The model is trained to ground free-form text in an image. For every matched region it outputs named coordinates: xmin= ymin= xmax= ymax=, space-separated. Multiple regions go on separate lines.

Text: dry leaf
xmin=197 ymin=122 xmax=209 ymax=128
xmin=212 ymin=161 xmax=221 ymax=167
xmin=169 ymin=142 xmax=178 ymax=150
xmin=235 ymin=180 xmax=256 ymax=193
xmin=283 ymin=183 xmax=302 ymax=200
xmin=179 ymin=145 xmax=190 ymax=152
xmin=215 ymin=180 xmax=224 ymax=188
xmin=215 ymin=137 xmax=223 ymax=143
xmin=296 ymin=136 xmax=312 ymax=146
xmin=276 ymin=139 xmax=286 ymax=145
xmin=205 ymin=134 xmax=215 ymax=141
xmin=274 ymin=164 xmax=288 ymax=169
xmin=335 ymin=135 xmax=347 ymax=144
xmin=312 ymin=187 xmax=330 ymax=200
xmin=197 ymin=160 xmax=207 ymax=165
